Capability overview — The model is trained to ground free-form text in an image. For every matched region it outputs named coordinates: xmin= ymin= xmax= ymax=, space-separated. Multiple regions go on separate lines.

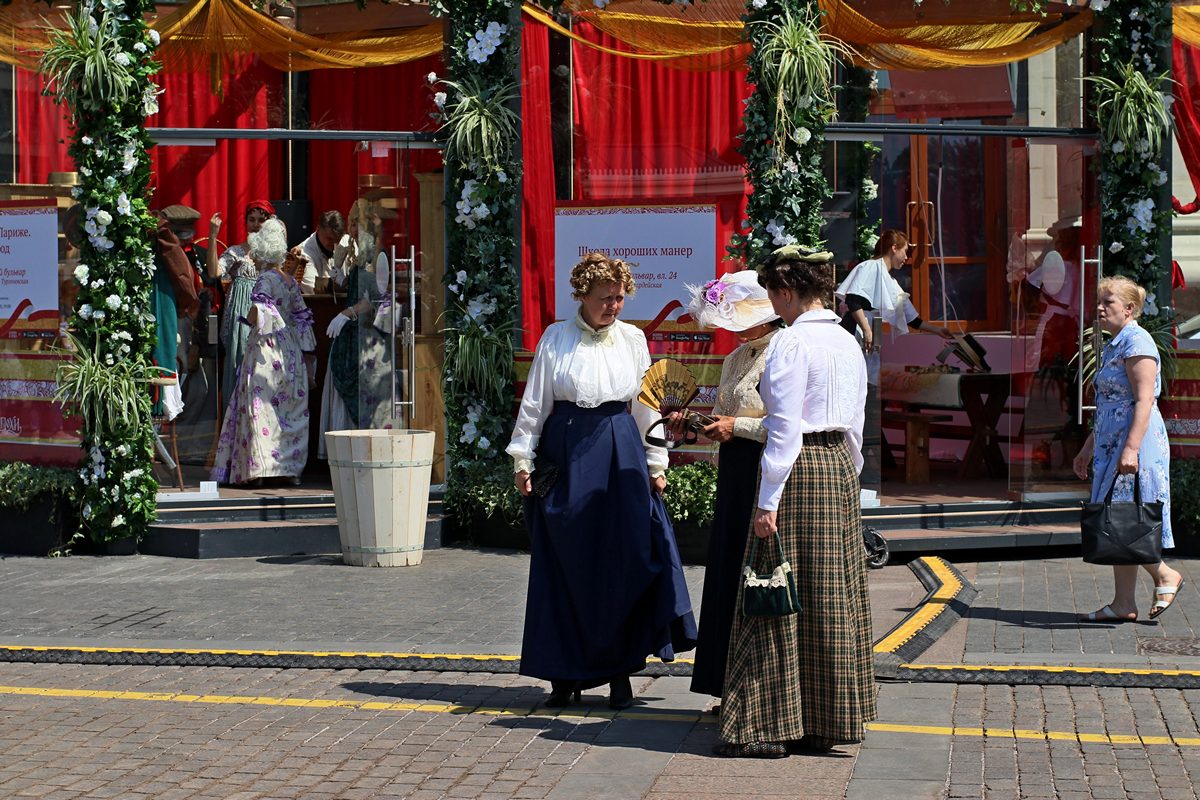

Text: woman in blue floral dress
xmin=1073 ymin=276 xmax=1183 ymax=623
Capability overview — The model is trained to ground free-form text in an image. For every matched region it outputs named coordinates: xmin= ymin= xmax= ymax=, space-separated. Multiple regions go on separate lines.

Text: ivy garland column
xmin=843 ymin=65 xmax=880 ymax=262
xmin=728 ymin=0 xmax=834 ymax=265
xmin=429 ymin=0 xmax=523 ymax=522
xmin=1089 ymin=0 xmax=1172 ymax=307
xmin=42 ymin=0 xmax=163 ymax=544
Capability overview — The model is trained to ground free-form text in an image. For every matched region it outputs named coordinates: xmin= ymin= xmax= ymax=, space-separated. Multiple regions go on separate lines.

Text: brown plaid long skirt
xmin=719 ymin=431 xmax=877 ymax=745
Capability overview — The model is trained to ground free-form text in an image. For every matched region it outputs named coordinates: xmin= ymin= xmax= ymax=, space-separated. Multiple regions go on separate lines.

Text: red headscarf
xmin=245 ymin=199 xmax=276 ymax=218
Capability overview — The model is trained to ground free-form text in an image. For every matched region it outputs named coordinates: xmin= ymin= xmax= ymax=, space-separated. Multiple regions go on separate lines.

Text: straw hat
xmin=685 ymin=269 xmax=780 ymax=332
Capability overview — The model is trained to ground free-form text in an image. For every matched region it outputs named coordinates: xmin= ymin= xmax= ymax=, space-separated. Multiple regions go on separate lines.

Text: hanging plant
xmin=440 ymin=74 xmax=521 ymax=169
xmin=1088 ymin=0 xmax=1171 ymax=307
xmin=41 ymin=0 xmax=163 ymax=545
xmin=729 ymin=0 xmax=832 ymax=267
xmin=842 ymin=64 xmax=879 ymax=261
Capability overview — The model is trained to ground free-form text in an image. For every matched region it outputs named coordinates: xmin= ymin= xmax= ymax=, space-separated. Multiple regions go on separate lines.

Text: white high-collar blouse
xmin=506 ymin=312 xmax=668 ymax=478
xmin=758 ymin=309 xmax=867 ymax=511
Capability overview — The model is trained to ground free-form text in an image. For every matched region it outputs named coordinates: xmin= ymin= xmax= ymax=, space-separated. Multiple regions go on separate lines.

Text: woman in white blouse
xmin=507 ymin=252 xmax=697 ymax=711
xmin=717 ymin=246 xmax=876 ymax=759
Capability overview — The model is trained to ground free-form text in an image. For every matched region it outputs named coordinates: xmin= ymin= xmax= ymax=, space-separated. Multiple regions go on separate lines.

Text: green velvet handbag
xmin=741 ymin=532 xmax=802 ymax=617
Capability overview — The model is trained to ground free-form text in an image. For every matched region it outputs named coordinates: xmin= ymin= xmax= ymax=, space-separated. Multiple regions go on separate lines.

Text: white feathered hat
xmin=685 ymin=269 xmax=779 ymax=332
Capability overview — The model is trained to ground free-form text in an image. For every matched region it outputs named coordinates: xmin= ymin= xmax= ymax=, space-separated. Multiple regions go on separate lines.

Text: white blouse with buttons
xmin=758 ymin=309 xmax=868 ymax=511
xmin=506 ymin=312 xmax=668 ymax=477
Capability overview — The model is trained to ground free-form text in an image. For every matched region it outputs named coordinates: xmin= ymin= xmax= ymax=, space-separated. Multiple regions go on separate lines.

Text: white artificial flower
xmin=112 ymin=514 xmax=126 ymax=528
xmin=104 ymin=176 xmax=117 ymax=190
xmin=449 ymin=283 xmax=460 ymax=295
xmin=79 ymin=166 xmax=92 ymax=177
xmin=781 ymin=159 xmax=799 ymax=174
xmin=426 ymin=72 xmax=438 ymax=84
xmin=497 ymin=171 xmax=508 ymax=183
xmin=71 ymin=186 xmax=82 ymax=199
xmin=113 ymin=52 xmax=131 ymax=68
xmin=1090 ymin=0 xmax=1108 ymax=10
xmin=1109 ymin=241 xmax=1125 ymax=253
xmin=92 ymin=309 xmax=106 ymax=321
xmin=149 ymin=29 xmax=160 ymax=45
xmin=1143 ymin=292 xmax=1158 ymax=316
xmin=1111 ymin=140 xmax=1125 ymax=153
xmin=456 ymin=270 xmax=468 ymax=284
xmin=133 ymin=41 xmax=147 ymax=53
xmin=478 ymin=436 xmax=491 ymax=450
xmin=750 ymin=0 xmax=766 ymax=7
xmin=862 ymin=178 xmax=878 ymax=201
xmin=116 ymin=192 xmax=132 ymax=216
xmin=81 ymin=135 xmax=93 ymax=145
xmin=433 ymin=91 xmax=447 ymax=109
xmin=95 ymin=209 xmax=113 ymax=226
xmin=74 ymin=264 xmax=90 ymax=284
xmin=79 ymin=304 xmax=94 ymax=320
xmin=793 ymin=127 xmax=812 ymax=145
xmin=593 ymin=0 xmax=612 ymax=7
xmin=105 ymin=295 xmax=121 ymax=311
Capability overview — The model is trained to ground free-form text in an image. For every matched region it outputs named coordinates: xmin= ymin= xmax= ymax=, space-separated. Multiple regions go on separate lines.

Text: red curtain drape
xmin=569 ymin=23 xmax=750 ymax=354
xmin=148 ymin=57 xmax=286 ymax=247
xmin=16 ymin=69 xmax=72 ymax=183
xmin=1173 ymin=39 xmax=1200 ymax=209
xmin=521 ymin=19 xmax=556 ymax=351
xmin=307 ymin=55 xmax=444 ymax=263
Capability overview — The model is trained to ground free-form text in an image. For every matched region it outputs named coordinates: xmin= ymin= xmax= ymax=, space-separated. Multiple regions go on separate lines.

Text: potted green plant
xmin=663 ymin=459 xmax=718 ymax=565
xmin=1169 ymin=458 xmax=1200 ymax=557
xmin=444 ymin=458 xmax=527 ymax=549
xmin=0 ymin=462 xmax=81 ymax=556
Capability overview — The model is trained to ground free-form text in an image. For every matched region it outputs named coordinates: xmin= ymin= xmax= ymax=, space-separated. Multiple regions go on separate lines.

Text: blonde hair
xmin=569 ymin=252 xmax=636 ymax=300
xmin=1098 ymin=275 xmax=1147 ymax=319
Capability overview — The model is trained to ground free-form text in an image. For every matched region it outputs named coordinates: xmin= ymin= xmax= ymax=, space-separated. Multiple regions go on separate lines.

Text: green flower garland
xmin=728 ymin=0 xmax=833 ymax=265
xmin=430 ymin=0 xmax=523 ymax=523
xmin=42 ymin=0 xmax=162 ymax=544
xmin=1089 ymin=0 xmax=1171 ymax=310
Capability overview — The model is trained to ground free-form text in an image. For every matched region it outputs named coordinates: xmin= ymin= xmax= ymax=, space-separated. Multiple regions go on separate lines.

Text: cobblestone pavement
xmin=1 ymin=549 xmax=1199 ymax=798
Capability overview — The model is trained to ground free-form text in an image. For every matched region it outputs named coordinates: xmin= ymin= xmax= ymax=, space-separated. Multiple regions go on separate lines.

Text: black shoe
xmin=713 ymin=742 xmax=788 ymax=759
xmin=545 ymin=681 xmax=581 ymax=708
xmin=608 ymin=676 xmax=634 ymax=710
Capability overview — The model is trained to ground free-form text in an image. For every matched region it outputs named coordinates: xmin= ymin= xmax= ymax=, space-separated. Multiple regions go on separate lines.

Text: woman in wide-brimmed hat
xmin=669 ymin=269 xmax=783 ymax=708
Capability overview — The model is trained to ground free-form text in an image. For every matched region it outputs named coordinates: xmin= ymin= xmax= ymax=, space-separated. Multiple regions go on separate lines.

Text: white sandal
xmin=1078 ymin=605 xmax=1136 ymax=624
xmin=1149 ymin=580 xmax=1185 ymax=620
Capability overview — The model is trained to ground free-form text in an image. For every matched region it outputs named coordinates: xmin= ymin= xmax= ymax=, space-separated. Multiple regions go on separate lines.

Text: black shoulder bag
xmin=1080 ymin=473 xmax=1164 ymax=565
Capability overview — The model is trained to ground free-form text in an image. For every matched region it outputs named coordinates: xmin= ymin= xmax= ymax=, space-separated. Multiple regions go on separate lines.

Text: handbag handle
xmin=1102 ymin=471 xmax=1145 ymax=523
xmin=745 ymin=530 xmax=788 ymax=570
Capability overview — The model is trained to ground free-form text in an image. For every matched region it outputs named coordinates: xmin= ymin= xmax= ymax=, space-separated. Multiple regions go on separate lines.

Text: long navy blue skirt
xmin=689 ymin=436 xmax=763 ymax=698
xmin=520 ymin=400 xmax=698 ymax=683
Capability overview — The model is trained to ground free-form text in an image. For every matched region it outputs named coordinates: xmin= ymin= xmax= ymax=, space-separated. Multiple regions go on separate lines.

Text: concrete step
xmin=142 ymin=515 xmax=444 ymax=559
xmin=875 ymin=523 xmax=1079 ymax=554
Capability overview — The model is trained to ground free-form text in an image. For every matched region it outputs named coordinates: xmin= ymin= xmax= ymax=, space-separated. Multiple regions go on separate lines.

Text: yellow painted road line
xmin=0 ymin=684 xmax=702 ymax=723
xmin=866 ymin=722 xmax=1200 ymax=747
xmin=873 ymin=556 xmax=961 ymax=655
xmin=6 ymin=683 xmax=1200 ymax=748
xmin=902 ymin=663 xmax=1200 ymax=678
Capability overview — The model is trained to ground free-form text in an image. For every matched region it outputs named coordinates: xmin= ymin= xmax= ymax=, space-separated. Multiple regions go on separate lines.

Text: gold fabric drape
xmin=523 ymin=3 xmax=748 ymax=71
xmin=1177 ymin=5 xmax=1200 ymax=49
xmin=0 ymin=0 xmax=443 ymax=72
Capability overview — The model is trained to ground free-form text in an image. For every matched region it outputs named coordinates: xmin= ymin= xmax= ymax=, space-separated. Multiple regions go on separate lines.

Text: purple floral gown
xmin=211 ymin=269 xmax=316 ymax=484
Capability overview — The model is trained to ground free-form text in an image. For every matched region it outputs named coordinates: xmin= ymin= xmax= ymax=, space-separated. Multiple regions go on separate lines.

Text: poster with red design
xmin=0 ymin=198 xmax=59 ymax=339
xmin=0 ymin=198 xmax=81 ymax=466
xmin=553 ymin=203 xmax=718 ymax=352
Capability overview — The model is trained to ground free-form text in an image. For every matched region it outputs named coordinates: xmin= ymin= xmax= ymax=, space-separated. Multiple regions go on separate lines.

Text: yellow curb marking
xmin=867 ymin=722 xmax=1200 ymax=747
xmin=873 ymin=556 xmax=961 ymax=655
xmin=5 ymin=684 xmax=1200 ymax=748
xmin=901 ymin=663 xmax=1200 ymax=678
xmin=0 ymin=645 xmax=695 ymax=666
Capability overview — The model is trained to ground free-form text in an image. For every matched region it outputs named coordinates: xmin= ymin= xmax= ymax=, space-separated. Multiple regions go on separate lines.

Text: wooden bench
xmin=881 ymin=410 xmax=952 ymax=484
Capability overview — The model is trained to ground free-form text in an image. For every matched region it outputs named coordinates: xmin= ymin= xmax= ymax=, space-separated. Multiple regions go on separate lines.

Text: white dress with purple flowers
xmin=211 ymin=269 xmax=316 ymax=484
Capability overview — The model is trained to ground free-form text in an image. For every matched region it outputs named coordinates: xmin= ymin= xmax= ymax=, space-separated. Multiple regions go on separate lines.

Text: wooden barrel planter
xmin=326 ymin=429 xmax=435 ymax=567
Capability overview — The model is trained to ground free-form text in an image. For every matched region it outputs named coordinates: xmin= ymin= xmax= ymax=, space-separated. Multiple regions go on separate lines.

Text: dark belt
xmin=552 ymin=400 xmax=629 ymax=416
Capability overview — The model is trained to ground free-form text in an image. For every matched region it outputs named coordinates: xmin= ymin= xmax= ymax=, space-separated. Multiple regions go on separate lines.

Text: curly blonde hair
xmin=569 ymin=252 xmax=636 ymax=300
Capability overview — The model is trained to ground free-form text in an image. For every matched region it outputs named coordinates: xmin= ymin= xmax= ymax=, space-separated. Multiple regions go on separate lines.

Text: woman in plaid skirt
xmin=716 ymin=246 xmax=877 ymax=759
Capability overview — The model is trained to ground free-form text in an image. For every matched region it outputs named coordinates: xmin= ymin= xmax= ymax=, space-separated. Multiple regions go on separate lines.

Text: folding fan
xmin=637 ymin=359 xmax=713 ymax=447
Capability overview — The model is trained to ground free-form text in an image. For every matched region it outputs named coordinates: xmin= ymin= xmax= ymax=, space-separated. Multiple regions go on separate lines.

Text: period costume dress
xmin=689 ymin=328 xmax=775 ymax=698
xmin=211 ymin=269 xmax=316 ymax=484
xmin=1090 ymin=321 xmax=1172 ymax=547
xmin=218 ymin=243 xmax=258 ymax=406
xmin=507 ymin=313 xmax=697 ymax=688
xmin=720 ymin=309 xmax=876 ymax=747
xmin=319 ymin=264 xmax=393 ymax=451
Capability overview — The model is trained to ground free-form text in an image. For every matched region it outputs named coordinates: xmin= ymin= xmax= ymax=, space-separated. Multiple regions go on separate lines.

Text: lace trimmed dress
xmin=211 ymin=269 xmax=316 ymax=484
xmin=1090 ymin=321 xmax=1172 ymax=547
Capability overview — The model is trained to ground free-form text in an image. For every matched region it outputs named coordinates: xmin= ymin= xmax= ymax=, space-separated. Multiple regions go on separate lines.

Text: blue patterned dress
xmin=1090 ymin=321 xmax=1172 ymax=548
